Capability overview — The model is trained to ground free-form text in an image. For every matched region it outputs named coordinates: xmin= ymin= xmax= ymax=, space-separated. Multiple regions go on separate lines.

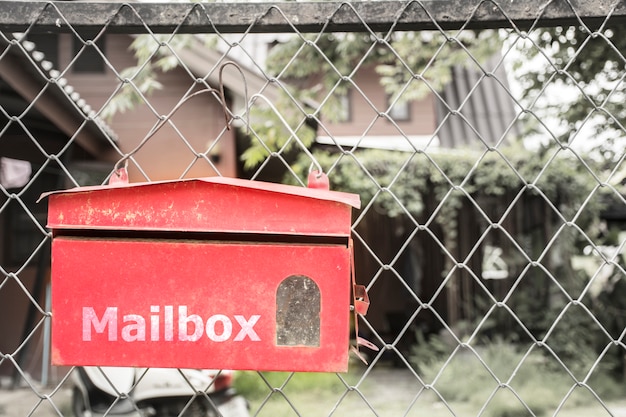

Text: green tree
xmin=514 ymin=24 xmax=626 ymax=160
xmin=104 ymin=28 xmax=501 ymax=170
xmin=247 ymin=29 xmax=500 ymax=169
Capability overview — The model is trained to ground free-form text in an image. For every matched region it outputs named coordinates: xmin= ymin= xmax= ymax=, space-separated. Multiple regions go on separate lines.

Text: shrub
xmin=411 ymin=338 xmax=625 ymax=417
xmin=481 ymin=382 xmax=565 ymax=417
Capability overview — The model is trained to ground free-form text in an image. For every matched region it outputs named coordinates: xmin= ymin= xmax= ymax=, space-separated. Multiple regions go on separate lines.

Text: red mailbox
xmin=43 ymin=174 xmax=363 ymax=372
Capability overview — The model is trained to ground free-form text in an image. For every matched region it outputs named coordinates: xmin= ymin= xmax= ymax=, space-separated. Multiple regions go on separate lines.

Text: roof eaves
xmin=0 ymin=34 xmax=118 ymax=155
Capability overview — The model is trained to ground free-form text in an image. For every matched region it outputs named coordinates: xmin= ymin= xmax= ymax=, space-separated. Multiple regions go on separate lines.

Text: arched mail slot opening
xmin=276 ymin=275 xmax=320 ymax=347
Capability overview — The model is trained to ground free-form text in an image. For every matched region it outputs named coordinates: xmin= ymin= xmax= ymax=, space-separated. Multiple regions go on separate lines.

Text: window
xmin=72 ymin=35 xmax=106 ymax=73
xmin=388 ymin=96 xmax=411 ymax=122
xmin=337 ymin=90 xmax=352 ymax=123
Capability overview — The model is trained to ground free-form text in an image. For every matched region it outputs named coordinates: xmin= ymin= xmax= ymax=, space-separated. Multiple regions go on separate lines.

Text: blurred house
xmin=1 ymin=28 xmax=522 ymax=383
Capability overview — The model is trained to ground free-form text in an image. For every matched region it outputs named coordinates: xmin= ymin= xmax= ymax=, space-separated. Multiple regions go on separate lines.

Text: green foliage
xmin=266 ymin=32 xmax=384 ymax=124
xmin=515 ymin=25 xmax=626 ymax=159
xmin=102 ymin=34 xmax=214 ymax=119
xmin=310 ymin=146 xmax=621 ymax=383
xmin=234 ymin=371 xmax=344 ymax=400
xmin=377 ymin=30 xmax=501 ymax=102
xmin=101 ymin=34 xmax=202 ymax=120
xmin=267 ymin=30 xmax=501 ymax=118
xmin=411 ymin=328 xmax=451 ymax=373
xmin=290 ymin=145 xmax=608 ymax=285
xmin=243 ymin=94 xmax=317 ymax=170
xmin=414 ymin=341 xmax=531 ymax=403
xmin=294 ymin=145 xmax=604 ymax=229
xmin=412 ymin=339 xmax=625 ymax=417
xmin=102 ymin=22 xmax=502 ymax=171
xmin=241 ymin=29 xmax=502 ymax=171
xmin=483 ymin=386 xmax=554 ymax=417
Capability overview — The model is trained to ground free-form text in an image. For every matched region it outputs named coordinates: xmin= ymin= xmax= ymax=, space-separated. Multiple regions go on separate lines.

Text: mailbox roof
xmin=43 ymin=176 xmax=360 ymax=237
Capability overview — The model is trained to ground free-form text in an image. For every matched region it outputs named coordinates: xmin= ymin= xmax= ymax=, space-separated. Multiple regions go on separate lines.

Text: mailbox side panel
xmin=51 ymin=238 xmax=351 ymax=372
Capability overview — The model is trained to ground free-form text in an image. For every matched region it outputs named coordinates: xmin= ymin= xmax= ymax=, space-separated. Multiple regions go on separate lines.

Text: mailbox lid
xmin=44 ymin=177 xmax=360 ymax=237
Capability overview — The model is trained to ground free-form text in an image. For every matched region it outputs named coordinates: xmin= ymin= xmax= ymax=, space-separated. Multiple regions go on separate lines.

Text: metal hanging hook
xmin=109 ymin=159 xmax=129 ymax=185
xmin=308 ymin=161 xmax=324 ymax=178
xmin=219 ymin=61 xmax=250 ymax=134
xmin=111 ymin=62 xmax=246 ymax=181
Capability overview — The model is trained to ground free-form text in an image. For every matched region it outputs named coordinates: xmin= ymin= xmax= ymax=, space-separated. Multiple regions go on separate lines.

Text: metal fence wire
xmin=1 ymin=0 xmax=626 ymax=416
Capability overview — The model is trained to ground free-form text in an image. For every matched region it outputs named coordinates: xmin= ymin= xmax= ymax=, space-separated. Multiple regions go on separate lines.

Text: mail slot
xmin=43 ymin=173 xmax=361 ymax=372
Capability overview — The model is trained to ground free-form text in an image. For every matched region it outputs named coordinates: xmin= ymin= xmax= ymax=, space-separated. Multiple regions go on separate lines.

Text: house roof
xmin=315 ymin=60 xmax=520 ymax=152
xmin=435 ymin=57 xmax=520 ymax=148
xmin=0 ymin=34 xmax=118 ymax=157
xmin=0 ymin=31 xmax=277 ymax=151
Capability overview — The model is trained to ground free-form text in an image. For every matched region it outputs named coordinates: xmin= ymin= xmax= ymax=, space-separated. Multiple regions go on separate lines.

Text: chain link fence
xmin=1 ymin=0 xmax=626 ymax=416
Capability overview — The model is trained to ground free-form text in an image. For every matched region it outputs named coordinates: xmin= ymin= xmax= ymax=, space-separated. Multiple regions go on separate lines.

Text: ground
xmin=1 ymin=368 xmax=626 ymax=417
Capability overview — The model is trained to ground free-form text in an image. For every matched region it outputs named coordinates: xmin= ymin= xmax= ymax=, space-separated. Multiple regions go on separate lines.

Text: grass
xmin=235 ymin=373 xmax=626 ymax=417
xmin=44 ymin=367 xmax=626 ymax=417
xmin=235 ymin=370 xmax=361 ymax=417
xmin=231 ymin=341 xmax=626 ymax=417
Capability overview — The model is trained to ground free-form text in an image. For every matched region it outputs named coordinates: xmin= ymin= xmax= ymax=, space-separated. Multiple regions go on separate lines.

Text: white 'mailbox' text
xmin=82 ymin=306 xmax=261 ymax=342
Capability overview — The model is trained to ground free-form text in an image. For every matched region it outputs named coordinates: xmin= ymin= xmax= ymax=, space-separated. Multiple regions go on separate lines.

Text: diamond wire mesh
xmin=1 ymin=1 xmax=626 ymax=416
